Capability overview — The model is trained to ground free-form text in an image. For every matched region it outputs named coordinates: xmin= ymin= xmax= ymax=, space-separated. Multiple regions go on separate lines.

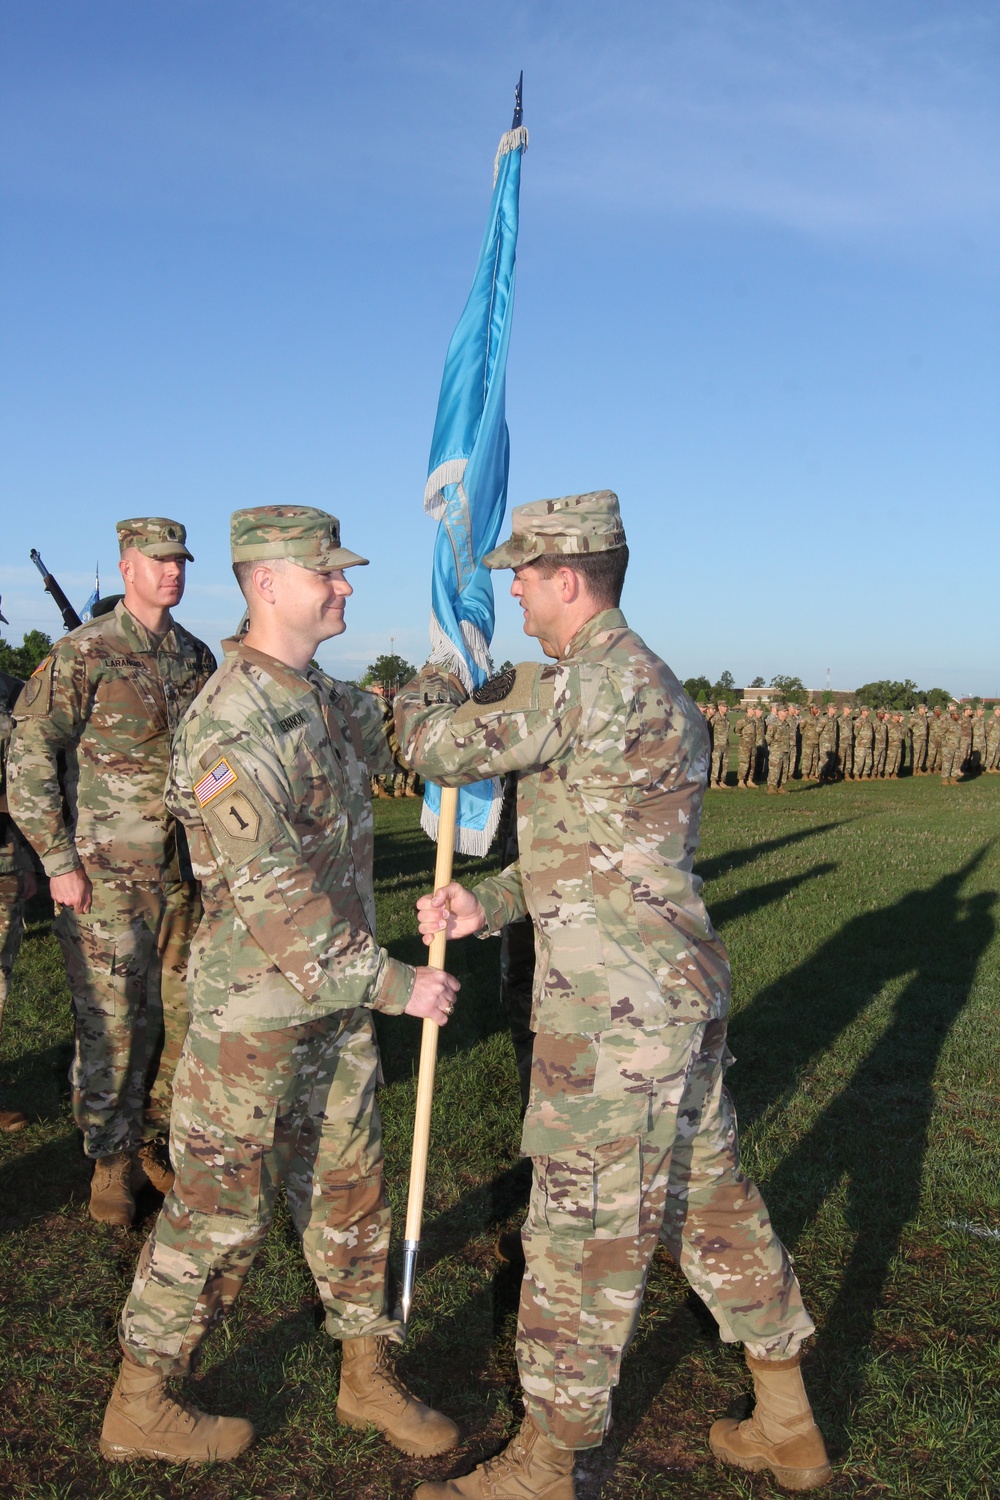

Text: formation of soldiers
xmin=7 ymin=491 xmax=995 ymax=1493
xmin=704 ymin=700 xmax=1000 ymax=792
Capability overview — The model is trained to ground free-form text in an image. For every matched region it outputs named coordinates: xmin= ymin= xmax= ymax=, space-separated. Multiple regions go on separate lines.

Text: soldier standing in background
xmin=709 ymin=701 xmax=731 ymax=788
xmin=986 ymin=707 xmax=1000 ymax=772
xmin=959 ymin=707 xmax=975 ymax=776
xmin=872 ymin=711 xmax=889 ymax=778
xmin=853 ymin=708 xmax=875 ymax=780
xmin=971 ymin=707 xmax=987 ymax=774
xmin=102 ymin=506 xmax=459 ymax=1466
xmin=765 ymin=706 xmax=792 ymax=795
xmin=886 ymin=714 xmax=906 ymax=778
xmin=754 ymin=704 xmax=769 ymax=784
xmin=926 ymin=707 xmax=945 ymax=775
xmin=0 ymin=648 xmax=37 ymax=1133
xmin=839 ymin=703 xmax=855 ymax=779
xmin=799 ymin=704 xmax=821 ymax=782
xmin=9 ymin=519 xmax=216 ymax=1224
xmin=735 ymin=706 xmax=758 ymax=788
xmin=786 ymin=704 xmax=801 ymax=779
xmin=940 ymin=705 xmax=964 ymax=785
xmin=909 ymin=703 xmax=929 ymax=774
xmin=818 ymin=703 xmax=839 ymax=784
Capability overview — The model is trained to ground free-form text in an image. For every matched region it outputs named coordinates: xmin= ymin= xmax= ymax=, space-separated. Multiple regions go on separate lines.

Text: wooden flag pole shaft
xmin=400 ymin=783 xmax=459 ymax=1327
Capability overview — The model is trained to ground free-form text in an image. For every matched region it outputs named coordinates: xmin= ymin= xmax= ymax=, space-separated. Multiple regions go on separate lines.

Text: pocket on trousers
xmin=175 ymin=1093 xmax=276 ymax=1219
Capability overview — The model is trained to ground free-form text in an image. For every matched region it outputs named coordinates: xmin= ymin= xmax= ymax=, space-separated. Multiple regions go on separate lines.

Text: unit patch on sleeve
xmin=216 ymin=792 xmax=260 ymax=841
xmin=193 ymin=758 xmax=238 ymax=805
xmin=20 ymin=656 xmax=54 ymax=715
xmin=472 ymin=667 xmax=517 ymax=705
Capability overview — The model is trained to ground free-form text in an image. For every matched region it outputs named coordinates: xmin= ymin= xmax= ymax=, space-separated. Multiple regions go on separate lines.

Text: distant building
xmin=739 ymin=686 xmax=854 ymax=707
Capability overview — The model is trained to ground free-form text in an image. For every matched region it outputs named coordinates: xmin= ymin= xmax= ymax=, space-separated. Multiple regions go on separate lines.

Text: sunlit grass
xmin=0 ymin=775 xmax=997 ymax=1497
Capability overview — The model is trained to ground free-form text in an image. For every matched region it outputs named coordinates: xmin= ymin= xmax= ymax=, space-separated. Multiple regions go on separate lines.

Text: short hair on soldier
xmin=232 ymin=556 xmax=291 ymax=600
xmin=528 ymin=544 xmax=629 ymax=608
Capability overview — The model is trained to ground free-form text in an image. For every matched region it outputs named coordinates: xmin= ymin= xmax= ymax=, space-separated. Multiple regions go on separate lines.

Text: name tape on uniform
xmin=194 ymin=758 xmax=238 ymax=806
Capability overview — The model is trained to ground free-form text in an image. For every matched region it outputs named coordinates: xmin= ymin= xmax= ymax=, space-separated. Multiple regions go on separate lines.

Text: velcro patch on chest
xmin=194 ymin=757 xmax=238 ymax=805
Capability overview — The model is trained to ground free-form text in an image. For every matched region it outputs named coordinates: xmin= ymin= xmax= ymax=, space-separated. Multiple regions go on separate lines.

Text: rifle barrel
xmin=30 ymin=550 xmax=82 ymax=633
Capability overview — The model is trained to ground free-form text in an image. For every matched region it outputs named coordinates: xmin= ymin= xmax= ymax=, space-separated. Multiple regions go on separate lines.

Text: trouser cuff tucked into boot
xmin=709 ymin=1352 xmax=832 ymax=1492
xmin=99 ymin=1352 xmax=254 ymax=1464
xmin=336 ymin=1336 xmax=458 ymax=1457
xmin=414 ymin=1415 xmax=576 ymax=1498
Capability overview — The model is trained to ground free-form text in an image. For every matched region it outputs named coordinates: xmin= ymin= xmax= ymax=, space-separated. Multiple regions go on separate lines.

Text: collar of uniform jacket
xmin=219 ymin=636 xmax=323 ymax=699
xmin=560 ymin=607 xmax=628 ymax=659
xmin=115 ymin=599 xmax=180 ymax=655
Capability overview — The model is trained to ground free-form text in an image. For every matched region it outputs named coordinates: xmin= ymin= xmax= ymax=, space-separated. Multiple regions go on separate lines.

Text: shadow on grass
xmin=602 ymin=847 xmax=995 ymax=1469
xmin=696 ymin=820 xmax=846 ymax=884
xmin=709 ymin=861 xmax=837 ymax=927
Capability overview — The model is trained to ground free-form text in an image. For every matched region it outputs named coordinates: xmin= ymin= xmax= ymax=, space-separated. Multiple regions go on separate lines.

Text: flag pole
xmin=400 ymin=782 xmax=459 ymax=1330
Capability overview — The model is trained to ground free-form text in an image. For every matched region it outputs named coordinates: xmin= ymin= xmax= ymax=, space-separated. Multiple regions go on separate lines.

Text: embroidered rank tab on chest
xmin=473 ymin=667 xmax=517 ymax=705
xmin=193 ymin=757 xmax=238 ymax=805
xmin=276 ymin=710 xmax=307 ymax=734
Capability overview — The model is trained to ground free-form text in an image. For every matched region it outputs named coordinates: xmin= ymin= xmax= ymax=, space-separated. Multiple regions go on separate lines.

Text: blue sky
xmin=2 ymin=1 xmax=997 ymax=695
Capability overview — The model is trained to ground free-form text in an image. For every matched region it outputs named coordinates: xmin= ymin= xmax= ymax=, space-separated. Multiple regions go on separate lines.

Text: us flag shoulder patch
xmin=194 ymin=758 xmax=238 ymax=805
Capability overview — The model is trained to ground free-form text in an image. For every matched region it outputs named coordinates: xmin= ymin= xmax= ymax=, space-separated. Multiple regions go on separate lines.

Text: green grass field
xmin=1 ymin=774 xmax=998 ymax=1498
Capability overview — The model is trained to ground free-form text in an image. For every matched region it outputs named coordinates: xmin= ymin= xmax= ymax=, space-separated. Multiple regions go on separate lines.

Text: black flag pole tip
xmin=511 ymin=70 xmax=523 ymax=130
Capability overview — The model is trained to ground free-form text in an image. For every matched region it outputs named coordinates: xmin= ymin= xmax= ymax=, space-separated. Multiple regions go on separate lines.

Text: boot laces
xmin=475 ymin=1427 xmax=533 ymax=1492
xmin=368 ymin=1341 xmax=412 ymax=1410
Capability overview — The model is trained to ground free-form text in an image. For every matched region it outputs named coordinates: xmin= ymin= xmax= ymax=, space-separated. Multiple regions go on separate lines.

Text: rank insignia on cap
xmin=194 ymin=758 xmax=238 ymax=805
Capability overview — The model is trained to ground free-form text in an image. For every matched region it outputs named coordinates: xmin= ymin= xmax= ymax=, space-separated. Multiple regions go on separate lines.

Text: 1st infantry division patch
xmin=194 ymin=758 xmax=238 ymax=805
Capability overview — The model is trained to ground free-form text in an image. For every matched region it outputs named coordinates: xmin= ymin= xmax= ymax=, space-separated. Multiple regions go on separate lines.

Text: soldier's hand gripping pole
xmin=400 ymin=782 xmax=459 ymax=1331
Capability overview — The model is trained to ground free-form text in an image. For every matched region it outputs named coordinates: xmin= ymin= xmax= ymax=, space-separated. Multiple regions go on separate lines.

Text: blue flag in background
xmin=421 ymin=92 xmax=528 ymax=855
xmin=80 ymin=566 xmax=100 ymax=623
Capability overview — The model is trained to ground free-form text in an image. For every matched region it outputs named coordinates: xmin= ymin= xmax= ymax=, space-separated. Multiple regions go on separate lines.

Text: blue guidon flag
xmin=421 ymin=77 xmax=528 ymax=856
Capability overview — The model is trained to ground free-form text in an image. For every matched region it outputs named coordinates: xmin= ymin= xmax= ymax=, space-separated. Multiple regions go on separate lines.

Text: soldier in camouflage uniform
xmin=786 ymin=704 xmax=801 ymax=779
xmin=926 ymin=707 xmax=945 ymax=774
xmin=838 ymin=703 xmax=855 ymax=779
xmin=799 ymin=705 xmax=822 ymax=781
xmin=853 ymin=708 xmax=875 ymax=779
xmin=886 ymin=714 xmax=906 ymax=778
xmin=765 ymin=706 xmax=793 ymax=794
xmin=709 ymin=701 xmax=731 ymax=788
xmin=0 ymin=645 xmax=36 ymax=1132
xmin=959 ymin=708 xmax=975 ymax=776
xmin=818 ymin=703 xmax=839 ymax=784
xmin=986 ymin=707 xmax=1000 ymax=772
xmin=872 ymin=712 xmax=889 ymax=778
xmin=971 ymin=707 xmax=987 ymax=774
xmin=940 ymin=705 xmax=964 ymax=785
xmin=909 ymin=704 xmax=929 ymax=774
xmin=397 ymin=492 xmax=828 ymax=1499
xmin=734 ymin=707 xmax=758 ymax=788
xmin=101 ymin=507 xmax=459 ymax=1467
xmin=8 ymin=519 xmax=216 ymax=1224
xmin=754 ymin=704 xmax=769 ymax=783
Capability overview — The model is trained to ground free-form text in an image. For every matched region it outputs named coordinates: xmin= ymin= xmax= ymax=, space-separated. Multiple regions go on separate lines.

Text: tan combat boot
xmin=709 ymin=1352 xmax=831 ymax=1491
xmin=0 ymin=1108 xmax=28 ymax=1131
xmin=336 ymin=1336 xmax=459 ymax=1457
xmin=414 ymin=1417 xmax=575 ymax=1498
xmin=89 ymin=1152 xmax=135 ymax=1226
xmin=100 ymin=1353 xmax=254 ymax=1462
xmin=133 ymin=1136 xmax=175 ymax=1196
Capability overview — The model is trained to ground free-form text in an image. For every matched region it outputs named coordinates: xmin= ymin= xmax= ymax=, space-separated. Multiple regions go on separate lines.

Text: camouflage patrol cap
xmin=116 ymin=517 xmax=194 ymax=561
xmin=230 ymin=506 xmax=369 ymax=569
xmin=484 ymin=490 xmax=626 ymax=569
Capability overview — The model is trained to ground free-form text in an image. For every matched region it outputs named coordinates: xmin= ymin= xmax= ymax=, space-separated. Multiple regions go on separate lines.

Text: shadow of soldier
xmin=602 ymin=848 xmax=994 ymax=1471
xmin=735 ymin=853 xmax=996 ymax=1450
xmin=696 ymin=820 xmax=847 ymax=885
